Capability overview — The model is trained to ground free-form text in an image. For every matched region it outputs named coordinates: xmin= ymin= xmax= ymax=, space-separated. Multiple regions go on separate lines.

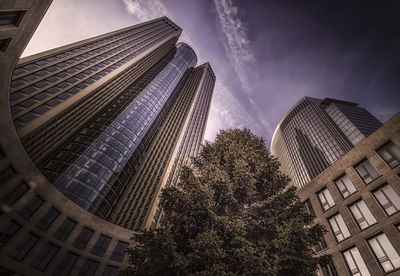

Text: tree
xmin=122 ymin=129 xmax=328 ymax=276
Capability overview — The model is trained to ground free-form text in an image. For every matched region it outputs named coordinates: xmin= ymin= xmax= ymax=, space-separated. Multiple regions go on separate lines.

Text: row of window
xmin=312 ymin=180 xmax=400 ymax=245
xmin=6 ymin=231 xmax=120 ymax=275
xmin=342 ymin=231 xmax=400 ymax=275
xmin=12 ymin=29 xmax=175 ymax=128
xmin=0 ymin=193 xmax=129 ymax=274
xmin=313 ymin=141 xmax=400 ymax=213
xmin=11 ymin=20 xmax=166 ymax=78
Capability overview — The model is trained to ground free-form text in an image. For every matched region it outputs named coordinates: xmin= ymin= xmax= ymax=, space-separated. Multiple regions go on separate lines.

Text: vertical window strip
xmin=335 ymin=174 xmax=356 ymax=198
xmin=349 ymin=200 xmax=376 ymax=229
xmin=354 ymin=159 xmax=380 ymax=184
xmin=318 ymin=188 xmax=335 ymax=211
xmin=329 ymin=214 xmax=351 ymax=242
xmin=377 ymin=141 xmax=400 ymax=168
xmin=343 ymin=247 xmax=371 ymax=276
xmin=368 ymin=234 xmax=400 ymax=272
xmin=373 ymin=184 xmax=400 ymax=215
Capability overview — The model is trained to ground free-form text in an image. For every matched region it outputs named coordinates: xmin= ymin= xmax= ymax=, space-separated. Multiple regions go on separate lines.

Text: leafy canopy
xmin=122 ymin=129 xmax=328 ymax=276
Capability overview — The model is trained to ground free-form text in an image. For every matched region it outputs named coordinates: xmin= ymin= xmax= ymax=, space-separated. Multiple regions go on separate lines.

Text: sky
xmin=23 ymin=0 xmax=400 ymax=146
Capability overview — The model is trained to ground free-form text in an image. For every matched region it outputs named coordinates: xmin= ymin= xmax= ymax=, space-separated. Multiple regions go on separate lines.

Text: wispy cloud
xmin=213 ymin=0 xmax=254 ymax=94
xmin=205 ymin=80 xmax=266 ymax=140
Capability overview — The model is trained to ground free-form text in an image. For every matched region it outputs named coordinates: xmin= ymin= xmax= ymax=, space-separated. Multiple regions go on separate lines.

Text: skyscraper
xmin=0 ymin=1 xmax=215 ymax=274
xmin=271 ymin=97 xmax=382 ymax=187
xmin=271 ymin=96 xmax=400 ymax=276
xmin=10 ymin=16 xmax=215 ymax=224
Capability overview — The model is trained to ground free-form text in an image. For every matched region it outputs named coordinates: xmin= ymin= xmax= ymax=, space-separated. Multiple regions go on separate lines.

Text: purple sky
xmin=23 ymin=0 xmax=400 ymax=145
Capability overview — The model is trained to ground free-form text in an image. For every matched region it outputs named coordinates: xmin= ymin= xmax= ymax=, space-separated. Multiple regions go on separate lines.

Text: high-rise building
xmin=297 ymin=114 xmax=400 ymax=276
xmin=272 ymin=97 xmax=400 ymax=276
xmin=271 ymin=97 xmax=382 ymax=188
xmin=0 ymin=1 xmax=215 ymax=274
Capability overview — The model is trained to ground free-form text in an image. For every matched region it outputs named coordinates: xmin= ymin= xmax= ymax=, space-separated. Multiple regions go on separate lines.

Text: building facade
xmin=271 ymin=97 xmax=382 ymax=188
xmin=0 ymin=1 xmax=215 ymax=275
xmin=297 ymin=113 xmax=400 ymax=276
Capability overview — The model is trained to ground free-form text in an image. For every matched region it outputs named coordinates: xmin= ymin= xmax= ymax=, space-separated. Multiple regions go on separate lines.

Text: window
xmin=31 ymin=243 xmax=59 ymax=270
xmin=0 ymin=220 xmax=21 ymax=248
xmin=72 ymin=227 xmax=94 ymax=249
xmin=334 ymin=174 xmax=356 ymax=198
xmin=9 ymin=232 xmax=39 ymax=261
xmin=343 ymin=247 xmax=371 ymax=276
xmin=317 ymin=188 xmax=335 ymax=211
xmin=303 ymin=199 xmax=315 ymax=217
xmin=110 ymin=241 xmax=129 ymax=262
xmin=78 ymin=259 xmax=99 ymax=276
xmin=314 ymin=235 xmax=328 ymax=253
xmin=320 ymin=259 xmax=338 ymax=276
xmin=36 ymin=208 xmax=60 ymax=231
xmin=103 ymin=265 xmax=119 ymax=276
xmin=0 ymin=166 xmax=15 ymax=184
xmin=53 ymin=218 xmax=76 ymax=241
xmin=53 ymin=252 xmax=79 ymax=276
xmin=377 ymin=141 xmax=400 ymax=168
xmin=2 ymin=182 xmax=29 ymax=205
xmin=18 ymin=196 xmax=44 ymax=219
xmin=368 ymin=233 xmax=400 ymax=272
xmin=91 ymin=234 xmax=111 ymax=256
xmin=328 ymin=213 xmax=351 ymax=242
xmin=0 ymin=10 xmax=25 ymax=27
xmin=349 ymin=200 xmax=376 ymax=230
xmin=354 ymin=159 xmax=380 ymax=184
xmin=373 ymin=184 xmax=400 ymax=215
xmin=0 ymin=38 xmax=11 ymax=52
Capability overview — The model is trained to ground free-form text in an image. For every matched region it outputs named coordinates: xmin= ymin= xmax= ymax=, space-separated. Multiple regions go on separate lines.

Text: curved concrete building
xmin=271 ymin=97 xmax=382 ymax=188
xmin=0 ymin=1 xmax=215 ymax=275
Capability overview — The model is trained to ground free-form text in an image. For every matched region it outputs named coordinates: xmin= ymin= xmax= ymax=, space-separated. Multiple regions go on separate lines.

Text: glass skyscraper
xmin=7 ymin=17 xmax=215 ymax=225
xmin=271 ymin=97 xmax=382 ymax=187
xmin=0 ymin=7 xmax=215 ymax=274
xmin=0 ymin=2 xmax=215 ymax=273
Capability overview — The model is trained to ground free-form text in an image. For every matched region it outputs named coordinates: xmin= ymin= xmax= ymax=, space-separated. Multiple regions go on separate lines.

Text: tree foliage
xmin=122 ymin=129 xmax=328 ymax=276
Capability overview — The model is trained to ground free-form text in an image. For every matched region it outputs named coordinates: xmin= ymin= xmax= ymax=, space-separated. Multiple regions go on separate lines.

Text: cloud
xmin=204 ymin=80 xmax=266 ymax=141
xmin=213 ymin=0 xmax=255 ymax=94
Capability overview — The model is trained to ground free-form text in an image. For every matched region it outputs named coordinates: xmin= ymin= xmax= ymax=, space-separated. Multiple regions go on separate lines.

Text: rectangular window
xmin=91 ymin=234 xmax=111 ymax=257
xmin=373 ymin=184 xmax=400 ymax=215
xmin=78 ymin=259 xmax=99 ymax=276
xmin=0 ymin=10 xmax=25 ymax=27
xmin=36 ymin=208 xmax=60 ymax=231
xmin=320 ymin=259 xmax=338 ymax=276
xmin=304 ymin=199 xmax=315 ymax=217
xmin=377 ymin=141 xmax=400 ymax=168
xmin=317 ymin=188 xmax=335 ymax=211
xmin=9 ymin=232 xmax=39 ymax=261
xmin=368 ymin=233 xmax=400 ymax=272
xmin=31 ymin=243 xmax=59 ymax=270
xmin=334 ymin=174 xmax=357 ymax=198
xmin=72 ymin=227 xmax=94 ymax=249
xmin=110 ymin=241 xmax=129 ymax=262
xmin=0 ymin=220 xmax=21 ymax=248
xmin=0 ymin=166 xmax=16 ymax=184
xmin=354 ymin=159 xmax=380 ymax=184
xmin=18 ymin=196 xmax=44 ymax=219
xmin=314 ymin=235 xmax=328 ymax=253
xmin=53 ymin=251 xmax=79 ymax=276
xmin=2 ymin=182 xmax=29 ymax=205
xmin=102 ymin=265 xmax=119 ymax=276
xmin=343 ymin=247 xmax=371 ymax=276
xmin=0 ymin=37 xmax=11 ymax=52
xmin=349 ymin=200 xmax=376 ymax=230
xmin=53 ymin=218 xmax=76 ymax=241
xmin=328 ymin=213 xmax=351 ymax=242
